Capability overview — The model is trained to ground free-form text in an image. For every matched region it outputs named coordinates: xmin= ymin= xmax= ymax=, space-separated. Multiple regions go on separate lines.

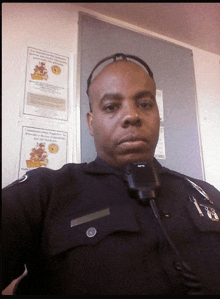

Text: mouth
xmin=116 ymin=136 xmax=150 ymax=153
xmin=117 ymin=135 xmax=148 ymax=145
xmin=115 ymin=135 xmax=152 ymax=160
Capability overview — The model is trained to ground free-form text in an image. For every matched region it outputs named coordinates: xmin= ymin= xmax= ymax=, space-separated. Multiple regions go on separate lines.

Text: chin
xmin=116 ymin=153 xmax=154 ymax=167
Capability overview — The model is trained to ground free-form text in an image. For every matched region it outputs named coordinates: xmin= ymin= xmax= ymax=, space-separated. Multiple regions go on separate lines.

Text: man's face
xmin=87 ymin=60 xmax=160 ymax=168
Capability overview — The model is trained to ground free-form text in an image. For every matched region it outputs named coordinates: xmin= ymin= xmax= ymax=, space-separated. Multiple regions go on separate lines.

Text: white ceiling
xmin=76 ymin=3 xmax=220 ymax=55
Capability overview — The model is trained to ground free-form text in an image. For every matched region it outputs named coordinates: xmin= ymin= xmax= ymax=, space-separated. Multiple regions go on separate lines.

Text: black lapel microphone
xmin=124 ymin=162 xmax=160 ymax=204
xmin=124 ymin=161 xmax=203 ymax=295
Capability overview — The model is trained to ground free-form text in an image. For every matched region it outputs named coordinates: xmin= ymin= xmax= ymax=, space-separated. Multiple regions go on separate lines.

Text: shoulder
xmin=3 ymin=162 xmax=88 ymax=191
xmin=2 ymin=163 xmax=89 ymax=225
xmin=161 ymin=166 xmax=220 ymax=207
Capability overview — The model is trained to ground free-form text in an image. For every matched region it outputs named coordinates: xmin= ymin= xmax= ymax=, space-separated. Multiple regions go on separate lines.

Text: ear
xmin=87 ymin=111 xmax=94 ymax=136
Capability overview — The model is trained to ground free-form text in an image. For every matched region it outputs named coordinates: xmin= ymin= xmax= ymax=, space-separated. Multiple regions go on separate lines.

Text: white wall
xmin=2 ymin=3 xmax=220 ymax=190
xmin=2 ymin=3 xmax=80 ymax=189
xmin=193 ymin=50 xmax=220 ymax=189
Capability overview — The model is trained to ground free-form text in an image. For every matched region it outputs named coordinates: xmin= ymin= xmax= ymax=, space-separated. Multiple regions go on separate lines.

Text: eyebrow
xmin=99 ymin=93 xmax=123 ymax=105
xmin=133 ymin=90 xmax=155 ymax=101
xmin=99 ymin=90 xmax=155 ymax=105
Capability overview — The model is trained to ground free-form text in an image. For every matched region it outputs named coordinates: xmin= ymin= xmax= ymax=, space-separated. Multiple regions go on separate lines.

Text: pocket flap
xmin=44 ymin=204 xmax=139 ymax=256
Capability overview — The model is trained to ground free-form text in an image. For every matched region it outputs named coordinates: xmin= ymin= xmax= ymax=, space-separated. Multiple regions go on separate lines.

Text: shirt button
xmin=86 ymin=227 xmax=97 ymax=238
xmin=162 ymin=210 xmax=170 ymax=218
xmin=173 ymin=261 xmax=182 ymax=271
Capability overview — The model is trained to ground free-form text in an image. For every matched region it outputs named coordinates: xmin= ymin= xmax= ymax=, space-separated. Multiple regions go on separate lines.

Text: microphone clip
xmin=124 ymin=162 xmax=160 ymax=204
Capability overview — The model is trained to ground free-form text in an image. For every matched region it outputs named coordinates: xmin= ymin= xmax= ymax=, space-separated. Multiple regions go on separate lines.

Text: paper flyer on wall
xmin=155 ymin=126 xmax=166 ymax=159
xmin=156 ymin=90 xmax=164 ymax=122
xmin=23 ymin=47 xmax=69 ymax=120
xmin=18 ymin=126 xmax=68 ymax=178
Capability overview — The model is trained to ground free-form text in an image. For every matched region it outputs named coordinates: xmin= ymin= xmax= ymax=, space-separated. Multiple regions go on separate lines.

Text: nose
xmin=121 ymin=105 xmax=142 ymax=128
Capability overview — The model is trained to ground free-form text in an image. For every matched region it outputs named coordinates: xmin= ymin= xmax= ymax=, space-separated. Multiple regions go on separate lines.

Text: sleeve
xmin=1 ymin=170 xmax=50 ymax=290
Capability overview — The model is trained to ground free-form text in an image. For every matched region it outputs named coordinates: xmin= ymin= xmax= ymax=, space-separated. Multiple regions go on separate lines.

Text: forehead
xmin=89 ymin=60 xmax=155 ymax=98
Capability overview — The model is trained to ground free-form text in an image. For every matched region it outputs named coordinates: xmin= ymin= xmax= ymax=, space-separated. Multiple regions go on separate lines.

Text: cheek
xmin=153 ymin=117 xmax=160 ymax=136
xmin=143 ymin=113 xmax=160 ymax=140
xmin=92 ymin=116 xmax=118 ymax=148
xmin=93 ymin=118 xmax=110 ymax=141
xmin=152 ymin=109 xmax=160 ymax=128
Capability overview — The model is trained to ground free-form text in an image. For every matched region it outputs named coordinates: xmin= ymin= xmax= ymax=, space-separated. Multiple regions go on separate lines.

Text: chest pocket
xmin=44 ymin=204 xmax=140 ymax=256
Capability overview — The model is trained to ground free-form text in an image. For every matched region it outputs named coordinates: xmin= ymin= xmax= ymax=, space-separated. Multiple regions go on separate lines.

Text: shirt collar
xmin=82 ymin=156 xmax=164 ymax=179
xmin=82 ymin=156 xmax=123 ymax=178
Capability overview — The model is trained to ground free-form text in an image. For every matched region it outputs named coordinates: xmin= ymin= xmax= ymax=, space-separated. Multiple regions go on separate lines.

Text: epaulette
xmin=3 ymin=173 xmax=29 ymax=189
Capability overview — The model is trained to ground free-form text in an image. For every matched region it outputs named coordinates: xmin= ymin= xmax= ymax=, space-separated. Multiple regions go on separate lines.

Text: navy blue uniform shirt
xmin=2 ymin=157 xmax=220 ymax=294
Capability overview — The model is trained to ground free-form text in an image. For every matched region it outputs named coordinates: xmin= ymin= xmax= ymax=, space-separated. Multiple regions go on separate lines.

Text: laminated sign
xmin=19 ymin=126 xmax=68 ymax=177
xmin=24 ymin=47 xmax=69 ymax=120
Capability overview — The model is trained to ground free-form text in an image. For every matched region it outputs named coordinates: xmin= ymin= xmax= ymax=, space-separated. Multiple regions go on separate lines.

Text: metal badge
xmin=189 ymin=196 xmax=204 ymax=217
xmin=200 ymin=204 xmax=219 ymax=222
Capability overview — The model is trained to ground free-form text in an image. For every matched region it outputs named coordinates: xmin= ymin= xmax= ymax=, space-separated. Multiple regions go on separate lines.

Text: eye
xmin=139 ymin=100 xmax=153 ymax=110
xmin=103 ymin=103 xmax=120 ymax=113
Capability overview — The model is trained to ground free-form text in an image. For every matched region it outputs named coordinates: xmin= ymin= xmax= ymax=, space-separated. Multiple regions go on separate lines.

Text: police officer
xmin=2 ymin=53 xmax=220 ymax=295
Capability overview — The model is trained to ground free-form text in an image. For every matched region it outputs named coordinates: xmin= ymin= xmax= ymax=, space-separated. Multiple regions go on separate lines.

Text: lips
xmin=117 ymin=135 xmax=148 ymax=145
